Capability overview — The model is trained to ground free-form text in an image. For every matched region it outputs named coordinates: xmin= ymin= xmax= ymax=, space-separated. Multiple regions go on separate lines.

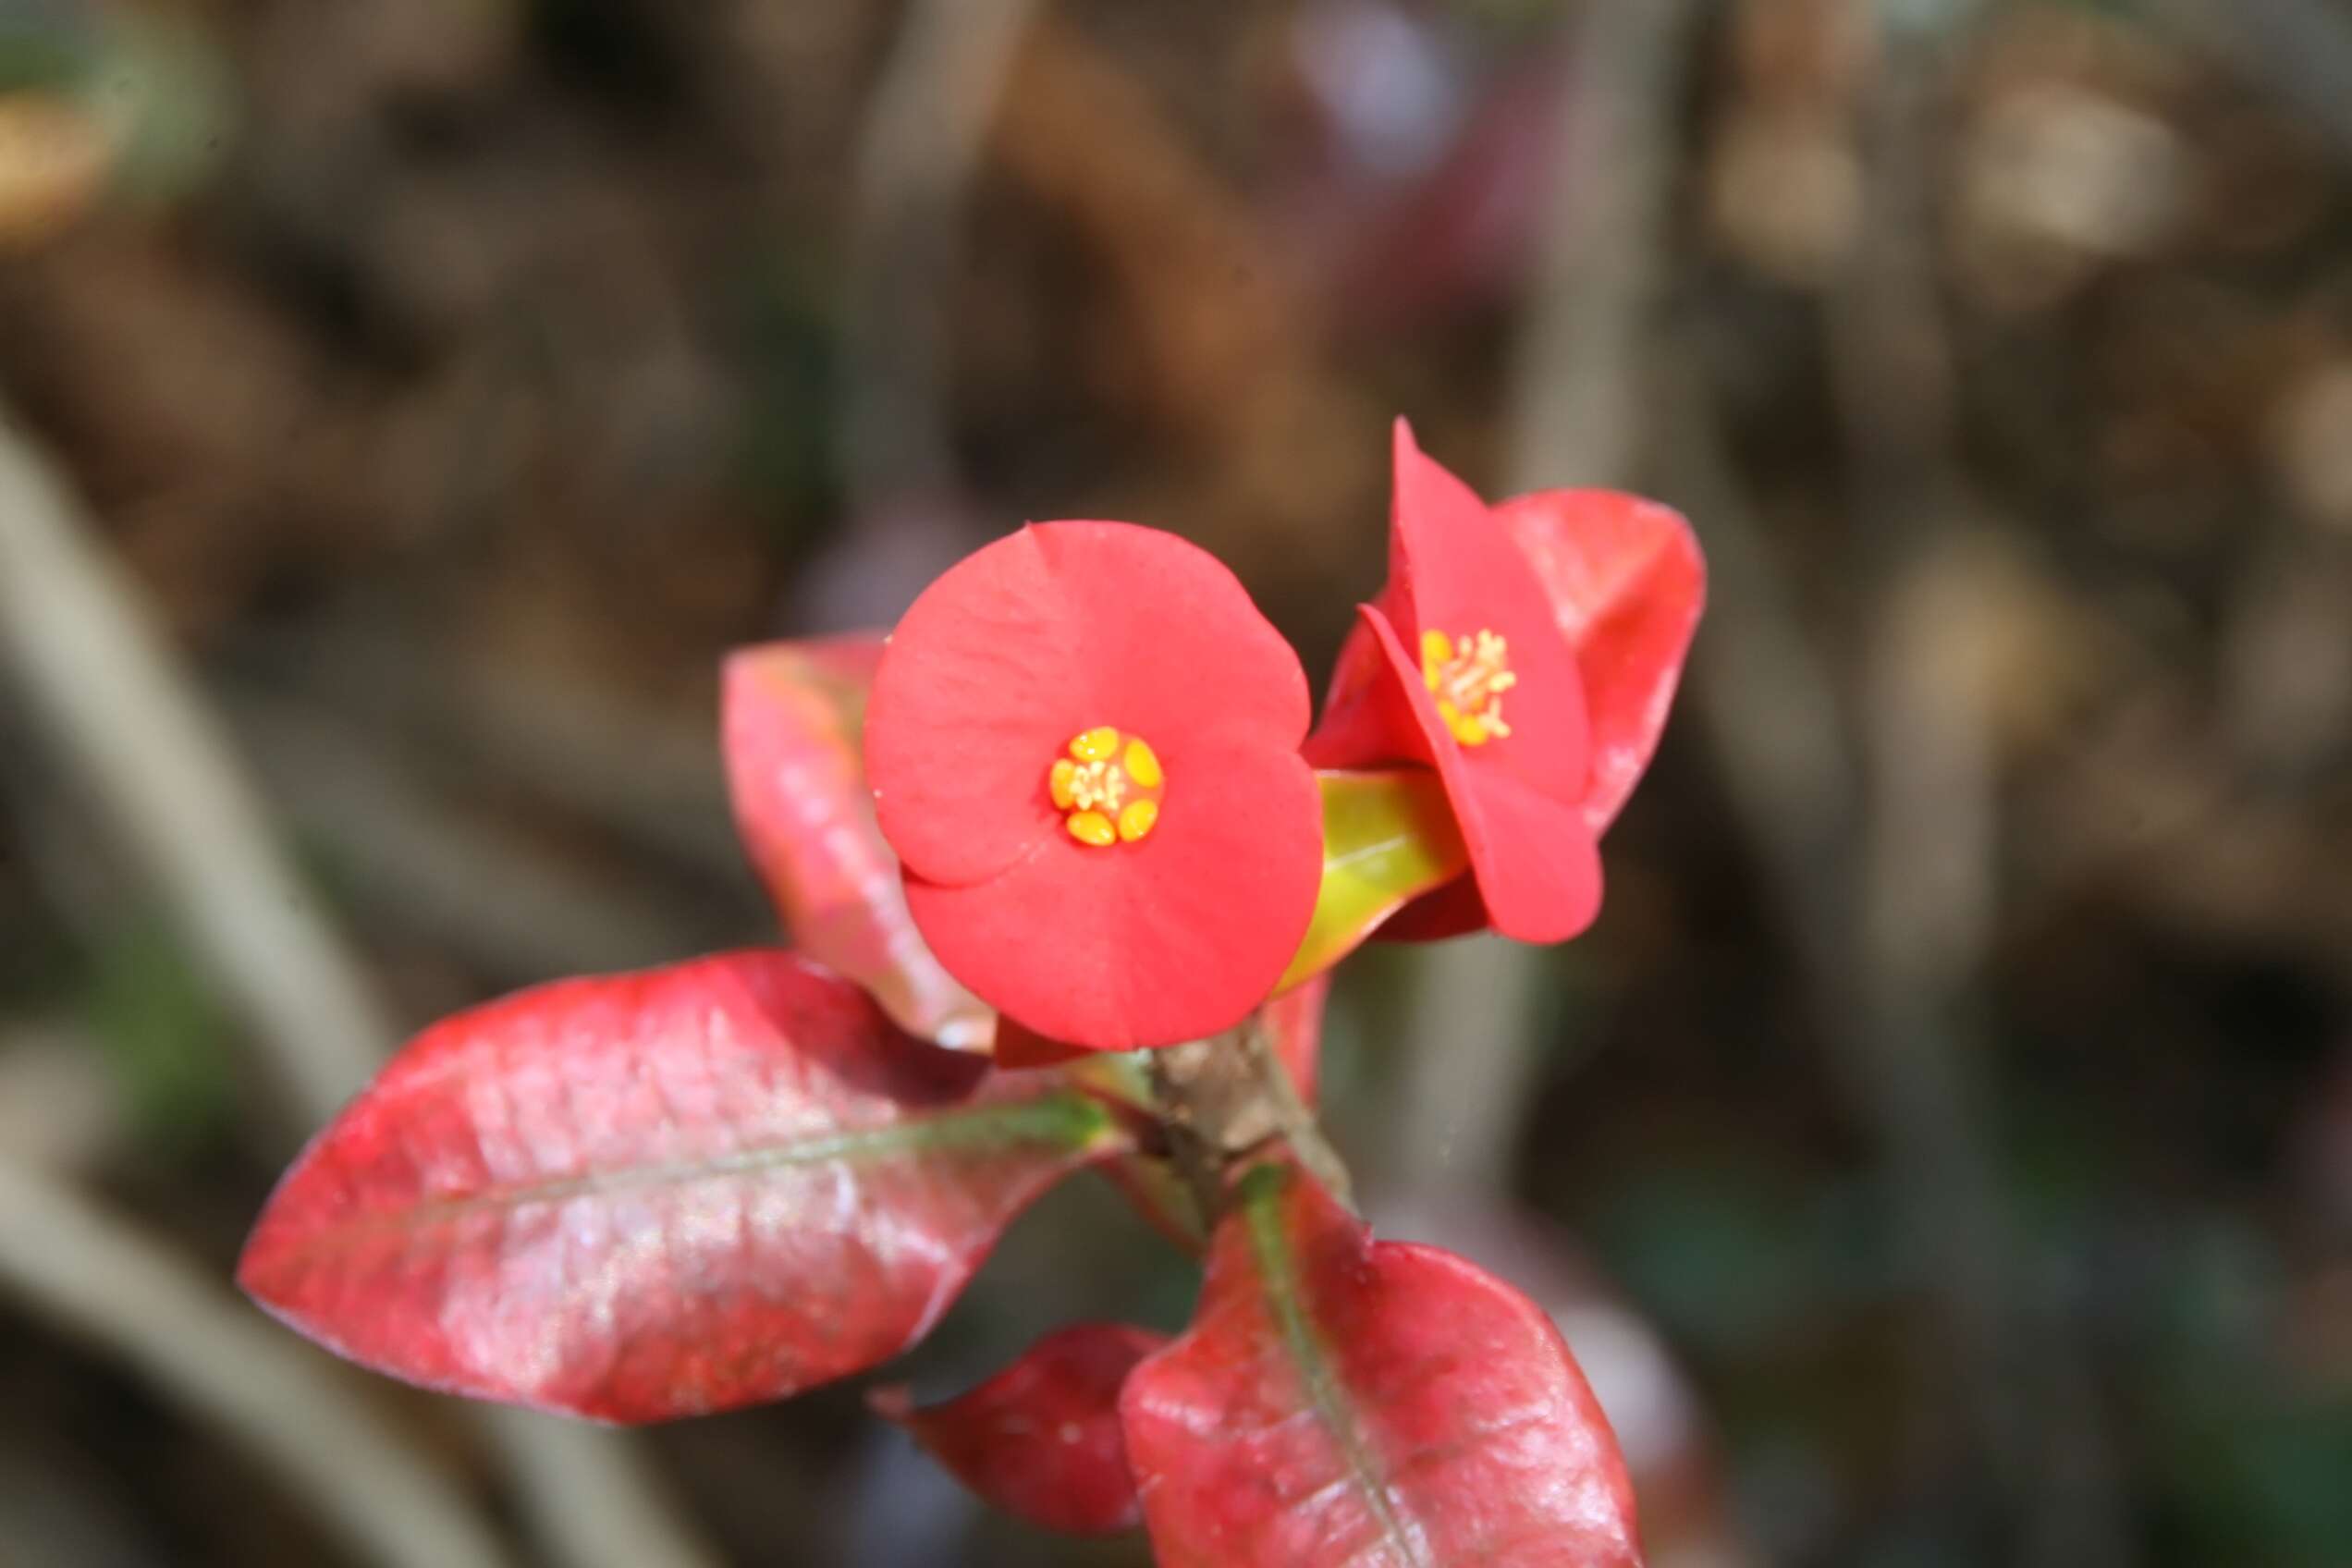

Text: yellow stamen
xmin=1047 ymin=725 xmax=1165 ymax=847
xmin=1070 ymin=727 xmax=1121 ymax=763
xmin=1420 ymin=626 xmax=1518 ymax=747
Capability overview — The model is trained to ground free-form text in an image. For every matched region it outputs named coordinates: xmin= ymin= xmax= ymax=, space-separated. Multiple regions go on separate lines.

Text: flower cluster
xmin=866 ymin=421 xmax=1704 ymax=1054
xmin=239 ymin=415 xmax=1705 ymax=1565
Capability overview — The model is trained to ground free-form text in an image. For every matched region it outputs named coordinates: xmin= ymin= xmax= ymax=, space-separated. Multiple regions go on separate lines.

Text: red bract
xmin=1493 ymin=485 xmax=1706 ymax=833
xmin=866 ymin=521 xmax=1323 ymax=1052
xmin=1308 ymin=421 xmax=1703 ymax=942
xmin=1121 ymin=1162 xmax=1643 ymax=1567
xmin=722 ymin=637 xmax=986 ymax=1048
xmin=869 ymin=1322 xmax=1166 ymax=1536
xmin=238 ymin=951 xmax=1126 ymax=1422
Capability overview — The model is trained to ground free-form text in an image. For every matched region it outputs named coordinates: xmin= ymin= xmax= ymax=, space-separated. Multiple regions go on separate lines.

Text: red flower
xmin=865 ymin=521 xmax=1322 ymax=1051
xmin=1307 ymin=422 xmax=1704 ymax=943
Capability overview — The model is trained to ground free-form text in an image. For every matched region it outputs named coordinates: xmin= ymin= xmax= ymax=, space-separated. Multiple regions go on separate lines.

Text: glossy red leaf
xmin=1492 ymin=489 xmax=1705 ymax=834
xmin=721 ymin=638 xmax=989 ymax=1049
xmin=239 ymin=951 xmax=1126 ymax=1423
xmin=1121 ymin=1162 xmax=1642 ymax=1567
xmin=869 ymin=1322 xmax=1166 ymax=1536
xmin=1375 ymin=1196 xmax=1750 ymax=1566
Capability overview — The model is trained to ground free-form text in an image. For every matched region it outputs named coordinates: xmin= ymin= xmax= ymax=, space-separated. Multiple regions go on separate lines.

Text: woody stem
xmin=1241 ymin=1021 xmax=1354 ymax=1211
xmin=1143 ymin=1020 xmax=1355 ymax=1222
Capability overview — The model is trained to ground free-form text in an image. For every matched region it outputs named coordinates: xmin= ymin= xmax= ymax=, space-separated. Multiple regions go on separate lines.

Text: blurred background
xmin=4 ymin=0 xmax=2351 ymax=1563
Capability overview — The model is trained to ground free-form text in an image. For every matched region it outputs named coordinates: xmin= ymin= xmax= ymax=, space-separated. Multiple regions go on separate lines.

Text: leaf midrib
xmin=1243 ymin=1170 xmax=1431 ymax=1568
xmin=307 ymin=1093 xmax=1108 ymax=1245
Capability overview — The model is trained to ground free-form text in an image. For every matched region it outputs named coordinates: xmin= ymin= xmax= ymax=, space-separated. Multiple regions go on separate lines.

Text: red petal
xmin=1306 ymin=430 xmax=1603 ymax=941
xmin=1121 ymin=1163 xmax=1643 ymax=1567
xmin=1493 ymin=489 xmax=1704 ymax=832
xmin=905 ymin=739 xmax=1321 ymax=1050
xmin=1358 ymin=605 xmax=1601 ymax=943
xmin=868 ymin=521 xmax=1310 ymax=888
xmin=869 ymin=1322 xmax=1164 ymax=1536
xmin=238 ymin=952 xmax=1125 ymax=1423
xmin=1302 ymin=604 xmax=1422 ymax=770
xmin=721 ymin=638 xmax=987 ymax=1047
xmin=1385 ymin=423 xmax=1595 ymax=802
xmin=865 ymin=528 xmax=1084 ymax=888
xmin=1035 ymin=521 xmax=1312 ymax=750
xmin=1378 ymin=419 xmax=1492 ymax=631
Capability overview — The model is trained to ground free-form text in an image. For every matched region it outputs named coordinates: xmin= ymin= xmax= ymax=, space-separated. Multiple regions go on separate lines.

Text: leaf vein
xmin=1243 ymin=1172 xmax=1432 ymax=1568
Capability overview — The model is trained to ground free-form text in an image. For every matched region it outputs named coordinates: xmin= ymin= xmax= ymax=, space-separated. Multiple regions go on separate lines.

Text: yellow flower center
xmin=1048 ymin=727 xmax=1165 ymax=847
xmin=1421 ymin=627 xmax=1517 ymax=747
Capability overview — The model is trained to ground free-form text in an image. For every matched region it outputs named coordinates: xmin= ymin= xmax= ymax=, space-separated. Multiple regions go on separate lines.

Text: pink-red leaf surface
xmin=239 ymin=951 xmax=1124 ymax=1423
xmin=870 ymin=1322 xmax=1165 ymax=1536
xmin=1121 ymin=1163 xmax=1643 ymax=1567
xmin=722 ymin=638 xmax=988 ymax=1049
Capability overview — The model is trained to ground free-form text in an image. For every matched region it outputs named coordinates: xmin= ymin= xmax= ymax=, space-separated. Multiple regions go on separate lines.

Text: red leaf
xmin=239 ymin=951 xmax=1126 ymax=1423
xmin=721 ymin=639 xmax=989 ymax=1049
xmin=1374 ymin=1197 xmax=1749 ymax=1564
xmin=1121 ymin=1163 xmax=1642 ymax=1567
xmin=1492 ymin=489 xmax=1705 ymax=834
xmin=869 ymin=1322 xmax=1165 ymax=1536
